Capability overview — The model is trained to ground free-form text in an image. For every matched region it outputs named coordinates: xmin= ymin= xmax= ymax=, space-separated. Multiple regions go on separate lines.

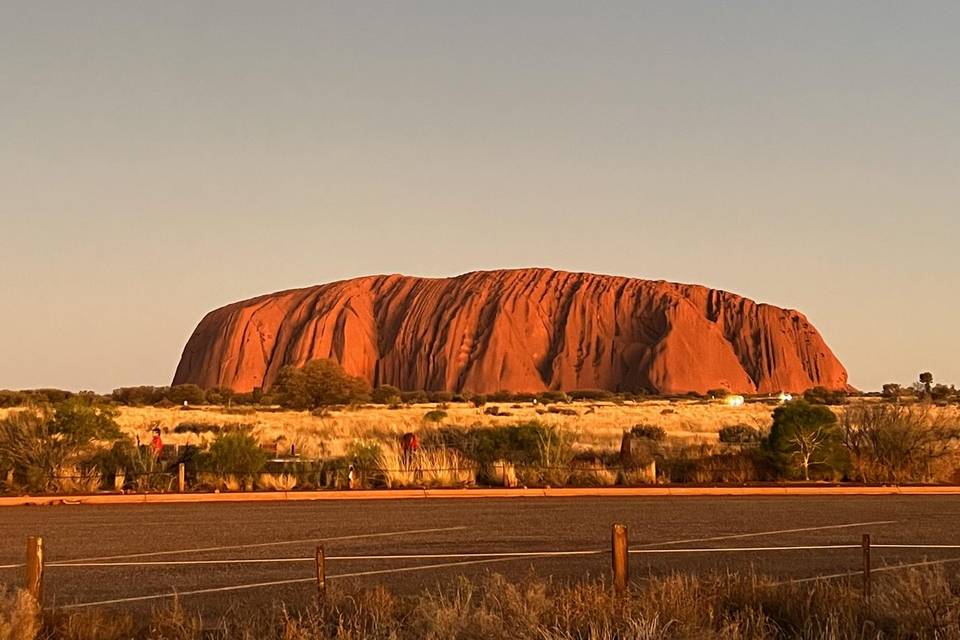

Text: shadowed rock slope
xmin=173 ymin=269 xmax=848 ymax=395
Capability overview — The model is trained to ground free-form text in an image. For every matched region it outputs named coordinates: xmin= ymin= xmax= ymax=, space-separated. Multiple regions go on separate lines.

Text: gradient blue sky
xmin=1 ymin=1 xmax=957 ymax=392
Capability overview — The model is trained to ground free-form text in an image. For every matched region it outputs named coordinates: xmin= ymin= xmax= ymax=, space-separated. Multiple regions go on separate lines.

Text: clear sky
xmin=1 ymin=1 xmax=957 ymax=393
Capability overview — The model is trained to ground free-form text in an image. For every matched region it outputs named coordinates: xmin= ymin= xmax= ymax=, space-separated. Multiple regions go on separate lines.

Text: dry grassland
xmin=106 ymin=400 xmax=777 ymax=458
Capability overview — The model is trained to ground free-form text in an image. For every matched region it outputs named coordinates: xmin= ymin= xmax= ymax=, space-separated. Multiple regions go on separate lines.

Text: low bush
xmin=400 ymin=390 xmax=430 ymax=404
xmin=718 ymin=424 xmax=763 ymax=444
xmin=371 ymin=385 xmax=402 ymax=405
xmin=427 ymin=391 xmax=454 ymax=403
xmin=568 ymin=389 xmax=614 ymax=401
xmin=196 ymin=431 xmax=269 ymax=489
xmin=536 ymin=391 xmax=569 ymax=404
xmin=629 ymin=424 xmax=666 ymax=441
xmin=173 ymin=422 xmax=227 ymax=435
xmin=423 ymin=409 xmax=448 ymax=423
xmin=0 ymin=400 xmax=122 ymax=494
xmin=803 ymin=385 xmax=848 ymax=406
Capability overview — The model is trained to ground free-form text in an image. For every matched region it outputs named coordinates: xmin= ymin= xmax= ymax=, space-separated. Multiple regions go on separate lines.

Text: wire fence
xmin=6 ymin=522 xmax=960 ymax=610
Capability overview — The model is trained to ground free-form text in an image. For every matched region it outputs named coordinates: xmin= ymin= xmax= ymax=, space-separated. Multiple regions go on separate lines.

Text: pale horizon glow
xmin=1 ymin=1 xmax=957 ymax=393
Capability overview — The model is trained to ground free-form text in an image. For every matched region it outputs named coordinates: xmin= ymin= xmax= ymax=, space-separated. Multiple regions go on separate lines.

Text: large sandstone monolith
xmin=173 ymin=268 xmax=849 ymax=395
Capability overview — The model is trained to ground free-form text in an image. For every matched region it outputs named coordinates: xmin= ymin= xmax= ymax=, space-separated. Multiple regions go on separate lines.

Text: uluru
xmin=173 ymin=268 xmax=849 ymax=395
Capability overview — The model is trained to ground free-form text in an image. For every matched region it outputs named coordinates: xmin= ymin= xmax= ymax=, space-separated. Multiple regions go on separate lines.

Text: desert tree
xmin=841 ymin=403 xmax=960 ymax=483
xmin=272 ymin=359 xmax=371 ymax=410
xmin=919 ymin=372 xmax=934 ymax=398
xmin=881 ymin=383 xmax=902 ymax=401
xmin=768 ymin=400 xmax=842 ymax=480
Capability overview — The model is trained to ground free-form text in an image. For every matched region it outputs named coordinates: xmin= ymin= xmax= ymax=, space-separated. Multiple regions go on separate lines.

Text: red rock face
xmin=172 ymin=269 xmax=849 ymax=395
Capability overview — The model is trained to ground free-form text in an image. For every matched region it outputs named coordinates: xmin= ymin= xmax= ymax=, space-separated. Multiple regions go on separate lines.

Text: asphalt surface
xmin=2 ymin=496 xmax=959 ymax=616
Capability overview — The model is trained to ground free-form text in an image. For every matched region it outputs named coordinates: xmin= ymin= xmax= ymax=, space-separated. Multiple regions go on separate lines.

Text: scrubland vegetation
xmin=2 ymin=362 xmax=959 ymax=494
xmin=4 ymin=567 xmax=960 ymax=639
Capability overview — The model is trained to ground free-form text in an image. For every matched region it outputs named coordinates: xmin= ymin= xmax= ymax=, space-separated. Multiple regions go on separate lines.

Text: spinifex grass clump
xmin=377 ymin=441 xmax=475 ymax=488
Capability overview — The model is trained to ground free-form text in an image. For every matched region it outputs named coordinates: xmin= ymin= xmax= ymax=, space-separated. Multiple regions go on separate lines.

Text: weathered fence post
xmin=316 ymin=545 xmax=326 ymax=603
xmin=25 ymin=536 xmax=43 ymax=603
xmin=862 ymin=533 xmax=871 ymax=601
xmin=612 ymin=523 xmax=629 ymax=595
xmin=178 ymin=463 xmax=186 ymax=493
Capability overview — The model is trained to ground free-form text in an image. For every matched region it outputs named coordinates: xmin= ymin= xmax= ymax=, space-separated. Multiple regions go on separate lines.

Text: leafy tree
xmin=272 ymin=359 xmax=371 ymax=410
xmin=167 ymin=384 xmax=206 ymax=406
xmin=881 ymin=383 xmax=902 ymax=401
xmin=423 ymin=409 xmax=448 ymax=423
xmin=768 ymin=400 xmax=842 ymax=480
xmin=919 ymin=372 xmax=934 ymax=398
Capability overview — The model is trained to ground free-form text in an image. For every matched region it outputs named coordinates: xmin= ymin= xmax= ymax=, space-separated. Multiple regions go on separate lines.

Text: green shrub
xmin=0 ymin=399 xmax=121 ymax=493
xmin=167 ymin=384 xmax=207 ymax=406
xmin=768 ymin=400 xmax=843 ymax=480
xmin=400 ymin=390 xmax=430 ymax=404
xmin=423 ymin=410 xmax=448 ymax=423
xmin=204 ymin=387 xmax=235 ymax=405
xmin=427 ymin=391 xmax=454 ymax=403
xmin=470 ymin=422 xmax=559 ymax=466
xmin=718 ymin=424 xmax=762 ymax=444
xmin=568 ymin=389 xmax=614 ymax=401
xmin=629 ymin=424 xmax=666 ymax=441
xmin=172 ymin=422 xmax=245 ymax=435
xmin=537 ymin=391 xmax=570 ymax=404
xmin=197 ymin=431 xmax=269 ymax=487
xmin=371 ymin=385 xmax=402 ymax=405
xmin=112 ymin=386 xmax=167 ymax=405
xmin=344 ymin=440 xmax=383 ymax=488
xmin=803 ymin=386 xmax=848 ymax=406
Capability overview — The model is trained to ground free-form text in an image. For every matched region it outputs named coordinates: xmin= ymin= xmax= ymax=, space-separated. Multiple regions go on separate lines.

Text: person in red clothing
xmin=400 ymin=432 xmax=419 ymax=466
xmin=149 ymin=427 xmax=164 ymax=458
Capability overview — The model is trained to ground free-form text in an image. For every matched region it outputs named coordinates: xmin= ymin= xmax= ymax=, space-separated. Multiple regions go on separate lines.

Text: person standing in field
xmin=400 ymin=432 xmax=419 ymax=466
xmin=150 ymin=427 xmax=164 ymax=458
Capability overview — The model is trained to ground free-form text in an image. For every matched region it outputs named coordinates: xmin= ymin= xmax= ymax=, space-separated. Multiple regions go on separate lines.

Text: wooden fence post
xmin=178 ymin=463 xmax=186 ymax=493
xmin=316 ymin=545 xmax=326 ymax=603
xmin=612 ymin=523 xmax=629 ymax=595
xmin=25 ymin=536 xmax=43 ymax=603
xmin=862 ymin=533 xmax=871 ymax=601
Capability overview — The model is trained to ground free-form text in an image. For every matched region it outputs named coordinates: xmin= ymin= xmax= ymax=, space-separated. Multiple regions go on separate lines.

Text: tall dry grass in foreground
xmin=378 ymin=441 xmax=476 ymax=488
xmin=11 ymin=566 xmax=960 ymax=639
